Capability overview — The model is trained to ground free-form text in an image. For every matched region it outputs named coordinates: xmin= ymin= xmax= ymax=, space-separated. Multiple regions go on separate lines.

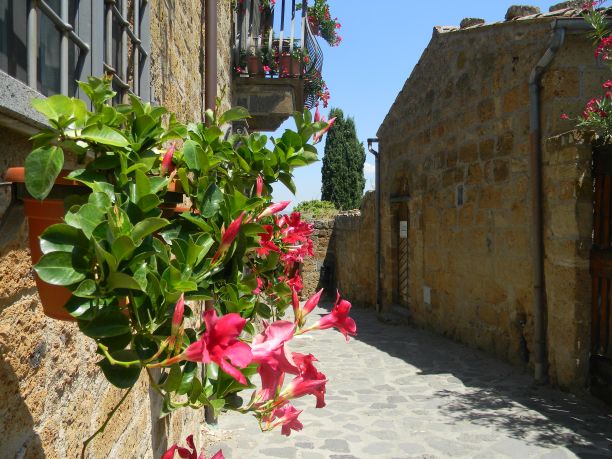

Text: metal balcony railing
xmin=233 ymin=0 xmax=323 ymax=108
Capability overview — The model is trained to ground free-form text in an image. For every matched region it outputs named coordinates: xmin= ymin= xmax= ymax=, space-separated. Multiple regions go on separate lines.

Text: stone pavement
xmin=206 ymin=304 xmax=612 ymax=458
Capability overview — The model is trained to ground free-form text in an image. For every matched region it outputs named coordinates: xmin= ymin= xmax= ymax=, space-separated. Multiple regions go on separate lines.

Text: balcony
xmin=233 ymin=0 xmax=323 ymax=131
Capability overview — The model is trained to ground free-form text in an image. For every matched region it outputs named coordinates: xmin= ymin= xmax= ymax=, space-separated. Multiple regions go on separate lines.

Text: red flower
xmin=293 ymin=287 xmax=323 ymax=325
xmin=279 ymin=353 xmax=327 ymax=407
xmin=314 ymin=106 xmax=321 ymax=122
xmin=313 ymin=117 xmax=336 ymax=144
xmin=251 ymin=321 xmax=298 ymax=400
xmin=311 ymin=292 xmax=357 ymax=341
xmin=595 ymin=36 xmax=612 ymax=60
xmin=162 ymin=435 xmax=224 ymax=459
xmin=268 ymin=403 xmax=303 ymax=436
xmin=171 ymin=294 xmax=185 ymax=336
xmin=183 ymin=310 xmax=252 ymax=384
xmin=560 ymin=113 xmax=569 ymax=120
xmin=256 ymin=175 xmax=264 ymax=197
xmin=161 ymin=143 xmax=176 ymax=176
xmin=212 ymin=212 xmax=245 ymax=263
xmin=257 ymin=201 xmax=291 ymax=220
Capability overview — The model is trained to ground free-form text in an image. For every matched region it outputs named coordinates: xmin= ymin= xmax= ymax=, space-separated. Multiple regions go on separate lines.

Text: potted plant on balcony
xmin=290 ymin=47 xmax=306 ymax=77
xmin=13 ymin=75 xmax=354 ymax=456
xmin=301 ymin=0 xmax=342 ymax=47
xmin=247 ymin=47 xmax=265 ymax=76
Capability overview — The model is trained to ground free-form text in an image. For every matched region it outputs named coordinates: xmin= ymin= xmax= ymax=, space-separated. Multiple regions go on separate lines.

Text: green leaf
xmin=81 ymin=125 xmax=129 ymax=147
xmin=209 ymin=398 xmax=226 ymax=417
xmin=40 ymin=224 xmax=88 ymax=254
xmin=132 ymin=217 xmax=170 ymax=242
xmin=136 ymin=194 xmax=162 ymax=213
xmin=200 ymin=185 xmax=223 ymax=218
xmin=111 ymin=236 xmax=136 ymax=263
xmin=35 ymin=252 xmax=85 ymax=286
xmin=64 ymin=203 xmax=106 ymax=238
xmin=97 ymin=351 xmax=142 ymax=389
xmin=64 ymin=295 xmax=94 ymax=319
xmin=219 ymin=106 xmax=250 ymax=125
xmin=182 ymin=140 xmax=206 ymax=171
xmin=106 ymin=272 xmax=144 ymax=291
xmin=79 ymin=308 xmax=130 ymax=338
xmin=24 ymin=146 xmax=64 ymax=200
xmin=73 ymin=279 xmax=97 ymax=298
xmin=31 ymin=95 xmax=74 ymax=122
xmin=177 ymin=361 xmax=198 ymax=395
xmin=163 ymin=364 xmax=183 ymax=392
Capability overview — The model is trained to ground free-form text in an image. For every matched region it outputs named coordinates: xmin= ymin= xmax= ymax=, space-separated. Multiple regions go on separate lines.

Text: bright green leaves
xmin=40 ymin=224 xmax=88 ymax=254
xmin=65 ymin=203 xmax=106 ymax=238
xmin=32 ymin=94 xmax=87 ymax=129
xmin=218 ymin=106 xmax=250 ymax=126
xmin=35 ymin=251 xmax=86 ymax=286
xmin=24 ymin=146 xmax=64 ymax=200
xmin=132 ymin=217 xmax=170 ymax=242
xmin=81 ymin=125 xmax=129 ymax=147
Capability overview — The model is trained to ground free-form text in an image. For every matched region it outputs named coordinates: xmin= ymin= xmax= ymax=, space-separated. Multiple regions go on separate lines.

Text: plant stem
xmin=146 ymin=367 xmax=165 ymax=396
xmin=97 ymin=343 xmax=141 ymax=367
xmin=81 ymin=385 xmax=133 ymax=459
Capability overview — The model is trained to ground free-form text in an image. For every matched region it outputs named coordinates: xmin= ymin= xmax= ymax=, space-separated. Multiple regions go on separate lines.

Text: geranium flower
xmin=183 ymin=310 xmax=252 ymax=384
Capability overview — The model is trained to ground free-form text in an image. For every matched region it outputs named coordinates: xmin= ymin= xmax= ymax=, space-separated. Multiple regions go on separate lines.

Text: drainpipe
xmin=367 ymin=138 xmax=381 ymax=312
xmin=204 ymin=0 xmax=218 ymax=425
xmin=205 ymin=0 xmax=218 ymax=116
xmin=529 ymin=18 xmax=595 ymax=383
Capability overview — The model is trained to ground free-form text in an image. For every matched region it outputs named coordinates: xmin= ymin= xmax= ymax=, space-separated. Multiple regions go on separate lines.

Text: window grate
xmin=3 ymin=0 xmax=151 ymax=101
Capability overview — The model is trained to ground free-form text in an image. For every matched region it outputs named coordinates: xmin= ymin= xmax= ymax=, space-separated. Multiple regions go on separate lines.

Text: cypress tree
xmin=320 ymin=108 xmax=366 ymax=210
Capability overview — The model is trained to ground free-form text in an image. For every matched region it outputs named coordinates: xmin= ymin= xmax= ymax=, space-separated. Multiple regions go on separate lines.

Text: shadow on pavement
xmin=318 ymin=300 xmax=612 ymax=457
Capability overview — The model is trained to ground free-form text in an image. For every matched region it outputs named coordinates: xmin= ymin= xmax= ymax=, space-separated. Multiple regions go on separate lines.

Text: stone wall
xmin=301 ymin=219 xmax=335 ymax=298
xmin=543 ymin=132 xmax=593 ymax=389
xmin=372 ymin=19 xmax=604 ymax=389
xmin=334 ymin=192 xmax=376 ymax=307
xmin=0 ymin=2 xmax=234 ymax=456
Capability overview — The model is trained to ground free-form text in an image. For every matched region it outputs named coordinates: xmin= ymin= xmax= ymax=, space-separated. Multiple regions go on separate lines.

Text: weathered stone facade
xmin=0 ymin=2 xmax=233 ymax=457
xmin=335 ymin=14 xmax=606 ymax=392
xmin=333 ymin=192 xmax=376 ymax=307
xmin=300 ymin=219 xmax=335 ymax=298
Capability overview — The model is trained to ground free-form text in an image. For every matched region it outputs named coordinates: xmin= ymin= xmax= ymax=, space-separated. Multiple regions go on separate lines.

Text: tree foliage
xmin=320 ymin=108 xmax=366 ymax=210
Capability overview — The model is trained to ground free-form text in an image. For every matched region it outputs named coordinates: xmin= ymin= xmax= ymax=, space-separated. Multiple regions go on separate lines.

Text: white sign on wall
xmin=399 ymin=221 xmax=408 ymax=239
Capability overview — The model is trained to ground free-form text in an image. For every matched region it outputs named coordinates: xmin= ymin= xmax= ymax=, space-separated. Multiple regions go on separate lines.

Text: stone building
xmin=0 ymin=0 xmax=314 ymax=456
xmin=335 ymin=5 xmax=611 ymax=400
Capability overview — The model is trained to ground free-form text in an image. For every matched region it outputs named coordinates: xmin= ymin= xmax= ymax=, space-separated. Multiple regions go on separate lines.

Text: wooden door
xmin=590 ymin=148 xmax=612 ymax=404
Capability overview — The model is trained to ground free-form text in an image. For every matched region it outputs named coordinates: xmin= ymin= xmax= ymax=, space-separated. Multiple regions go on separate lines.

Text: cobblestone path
xmin=207 ymin=304 xmax=612 ymax=458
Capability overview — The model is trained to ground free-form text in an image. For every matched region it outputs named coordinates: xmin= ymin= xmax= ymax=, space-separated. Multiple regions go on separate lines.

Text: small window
xmin=456 ymin=184 xmax=464 ymax=207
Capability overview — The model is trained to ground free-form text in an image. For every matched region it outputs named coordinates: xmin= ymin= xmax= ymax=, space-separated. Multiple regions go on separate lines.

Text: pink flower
xmin=212 ymin=212 xmax=245 ymax=263
xmin=314 ymin=106 xmax=321 ymax=122
xmin=252 ymin=277 xmax=264 ymax=295
xmin=560 ymin=113 xmax=569 ymax=120
xmin=162 ymin=435 xmax=225 ymax=459
xmin=595 ymin=36 xmax=612 ymax=60
xmin=256 ymin=175 xmax=264 ymax=197
xmin=183 ymin=310 xmax=252 ymax=384
xmin=268 ymin=403 xmax=303 ymax=436
xmin=251 ymin=321 xmax=298 ymax=400
xmin=161 ymin=143 xmax=176 ymax=176
xmin=279 ymin=353 xmax=327 ymax=407
xmin=171 ymin=294 xmax=185 ymax=336
xmin=293 ymin=288 xmax=323 ymax=325
xmin=313 ymin=117 xmax=336 ymax=144
xmin=311 ymin=292 xmax=357 ymax=341
xmin=604 ymin=80 xmax=612 ymax=90
xmin=257 ymin=201 xmax=291 ymax=220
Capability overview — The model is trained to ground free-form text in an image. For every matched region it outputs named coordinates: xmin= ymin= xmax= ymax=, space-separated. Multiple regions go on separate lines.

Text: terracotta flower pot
xmin=247 ymin=56 xmax=265 ymax=77
xmin=5 ymin=167 xmax=80 ymax=321
xmin=279 ymin=54 xmax=292 ymax=78
xmin=6 ymin=167 xmax=186 ymax=321
xmin=290 ymin=57 xmax=301 ymax=77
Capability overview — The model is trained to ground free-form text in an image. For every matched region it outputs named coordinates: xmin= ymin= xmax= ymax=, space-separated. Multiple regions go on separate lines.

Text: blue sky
xmin=271 ymin=0 xmax=560 ymax=208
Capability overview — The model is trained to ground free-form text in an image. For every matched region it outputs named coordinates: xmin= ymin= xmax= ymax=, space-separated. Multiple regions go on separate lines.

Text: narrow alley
xmin=207 ymin=304 xmax=612 ymax=459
